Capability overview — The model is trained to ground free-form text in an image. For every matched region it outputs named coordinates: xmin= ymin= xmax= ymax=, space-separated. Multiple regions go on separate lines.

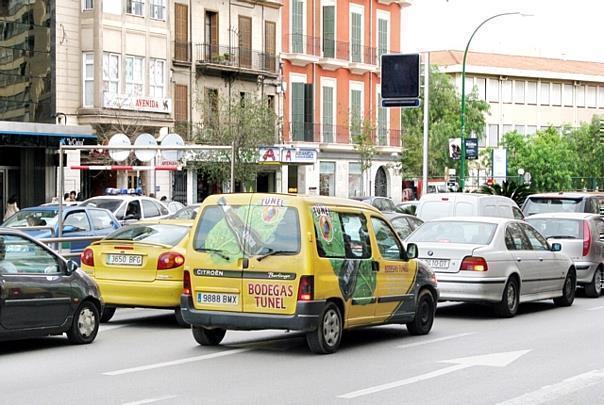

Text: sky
xmin=402 ymin=0 xmax=604 ymax=62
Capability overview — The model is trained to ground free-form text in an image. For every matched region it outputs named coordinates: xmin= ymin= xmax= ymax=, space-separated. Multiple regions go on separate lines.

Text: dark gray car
xmin=0 ymin=230 xmax=103 ymax=344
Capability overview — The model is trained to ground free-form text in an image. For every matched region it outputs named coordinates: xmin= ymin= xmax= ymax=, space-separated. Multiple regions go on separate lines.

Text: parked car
xmin=165 ymin=200 xmax=185 ymax=214
xmin=526 ymin=213 xmax=604 ymax=298
xmin=168 ymin=204 xmax=201 ymax=220
xmin=350 ymin=196 xmax=397 ymax=212
xmin=406 ymin=217 xmax=575 ymax=317
xmin=80 ymin=195 xmax=170 ymax=224
xmin=81 ymin=219 xmax=193 ymax=326
xmin=0 ymin=229 xmax=102 ymax=344
xmin=384 ymin=212 xmax=423 ymax=240
xmin=1 ymin=206 xmax=121 ymax=255
xmin=181 ymin=193 xmax=437 ymax=354
xmin=395 ymin=201 xmax=418 ymax=215
xmin=415 ymin=193 xmax=524 ymax=221
xmin=522 ymin=192 xmax=601 ymax=217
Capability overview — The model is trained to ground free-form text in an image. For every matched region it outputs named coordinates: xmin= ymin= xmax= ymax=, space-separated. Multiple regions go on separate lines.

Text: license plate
xmin=423 ymin=258 xmax=450 ymax=269
xmin=106 ymin=254 xmax=143 ymax=266
xmin=197 ymin=292 xmax=239 ymax=305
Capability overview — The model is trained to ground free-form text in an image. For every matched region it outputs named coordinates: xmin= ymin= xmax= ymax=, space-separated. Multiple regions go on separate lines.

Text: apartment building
xmin=431 ymin=50 xmax=604 ymax=147
xmin=281 ymin=0 xmax=409 ymax=201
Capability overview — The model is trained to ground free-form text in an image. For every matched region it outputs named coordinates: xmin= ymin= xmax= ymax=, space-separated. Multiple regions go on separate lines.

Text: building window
xmin=587 ymin=86 xmax=597 ymax=108
xmin=599 ymin=87 xmax=604 ymax=108
xmin=204 ymin=87 xmax=218 ymax=128
xmin=515 ymin=125 xmax=526 ymax=136
xmin=475 ymin=78 xmax=486 ymax=100
xmin=377 ymin=12 xmax=389 ymax=64
xmin=350 ymin=5 xmax=363 ymax=63
xmin=291 ymin=0 xmax=304 ymax=53
xmin=503 ymin=124 xmax=513 ymax=135
xmin=102 ymin=53 xmax=120 ymax=95
xmin=320 ymin=161 xmax=336 ymax=196
xmin=238 ymin=16 xmax=252 ymax=69
xmin=563 ymin=84 xmax=573 ymax=106
xmin=204 ymin=11 xmax=219 ymax=59
xmin=125 ymin=56 xmax=144 ymax=97
xmin=488 ymin=124 xmax=499 ymax=147
xmin=127 ymin=0 xmax=144 ymax=16
xmin=82 ymin=0 xmax=93 ymax=10
xmin=350 ymin=83 xmax=363 ymax=138
xmin=377 ymin=88 xmax=387 ymax=145
xmin=576 ymin=85 xmax=585 ymax=107
xmin=487 ymin=78 xmax=499 ymax=102
xmin=502 ymin=80 xmax=512 ymax=103
xmin=526 ymin=81 xmax=537 ymax=104
xmin=322 ymin=3 xmax=335 ymax=58
xmin=551 ymin=83 xmax=562 ymax=106
xmin=540 ymin=82 xmax=550 ymax=105
xmin=149 ymin=58 xmax=165 ymax=98
xmin=322 ymin=85 xmax=334 ymax=143
xmin=175 ymin=4 xmax=189 ymax=61
xmin=348 ymin=162 xmax=362 ymax=198
xmin=264 ymin=21 xmax=276 ymax=72
xmin=149 ymin=0 xmax=165 ymax=20
xmin=527 ymin=125 xmax=537 ymax=136
xmin=514 ymin=80 xmax=525 ymax=104
xmin=292 ymin=81 xmax=305 ymax=141
xmin=83 ymin=53 xmax=94 ymax=107
xmin=174 ymin=84 xmax=188 ymax=123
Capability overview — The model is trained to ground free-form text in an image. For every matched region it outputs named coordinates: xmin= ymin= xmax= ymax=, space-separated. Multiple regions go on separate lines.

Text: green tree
xmin=192 ymin=93 xmax=277 ymax=191
xmin=567 ymin=117 xmax=604 ymax=188
xmin=401 ymin=67 xmax=489 ymax=178
xmin=351 ymin=115 xmax=376 ymax=195
xmin=479 ymin=180 xmax=533 ymax=206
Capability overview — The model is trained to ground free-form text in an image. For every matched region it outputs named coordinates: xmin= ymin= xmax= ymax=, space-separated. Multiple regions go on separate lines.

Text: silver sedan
xmin=406 ymin=217 xmax=576 ymax=317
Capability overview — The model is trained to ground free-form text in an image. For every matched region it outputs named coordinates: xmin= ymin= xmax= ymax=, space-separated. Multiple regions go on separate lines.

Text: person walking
xmin=4 ymin=195 xmax=19 ymax=221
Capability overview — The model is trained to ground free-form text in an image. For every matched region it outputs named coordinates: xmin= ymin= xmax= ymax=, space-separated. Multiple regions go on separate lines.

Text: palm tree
xmin=479 ymin=180 xmax=533 ymax=206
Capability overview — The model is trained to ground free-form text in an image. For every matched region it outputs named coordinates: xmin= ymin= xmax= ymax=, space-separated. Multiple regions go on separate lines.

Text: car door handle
xmin=372 ymin=261 xmax=380 ymax=272
xmin=539 ymin=257 xmax=544 ymax=262
xmin=516 ymin=258 xmax=522 ymax=262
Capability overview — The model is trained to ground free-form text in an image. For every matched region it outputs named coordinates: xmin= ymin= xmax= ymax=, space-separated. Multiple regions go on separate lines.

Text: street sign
xmin=465 ymin=138 xmax=478 ymax=160
xmin=380 ymin=53 xmax=420 ymax=108
xmin=108 ymin=133 xmax=131 ymax=162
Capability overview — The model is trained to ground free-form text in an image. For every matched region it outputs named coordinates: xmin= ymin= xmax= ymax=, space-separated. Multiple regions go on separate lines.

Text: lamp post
xmin=459 ymin=12 xmax=530 ymax=190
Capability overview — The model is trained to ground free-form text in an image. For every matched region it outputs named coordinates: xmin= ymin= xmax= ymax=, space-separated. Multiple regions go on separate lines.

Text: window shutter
xmin=304 ymin=83 xmax=314 ymax=142
xmin=292 ymin=83 xmax=305 ymax=141
xmin=322 ymin=6 xmax=335 ymax=58
xmin=322 ymin=86 xmax=333 ymax=143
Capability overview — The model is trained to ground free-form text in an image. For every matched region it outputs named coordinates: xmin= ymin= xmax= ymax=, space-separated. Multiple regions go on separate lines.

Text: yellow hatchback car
xmin=180 ymin=193 xmax=438 ymax=354
xmin=81 ymin=219 xmax=192 ymax=326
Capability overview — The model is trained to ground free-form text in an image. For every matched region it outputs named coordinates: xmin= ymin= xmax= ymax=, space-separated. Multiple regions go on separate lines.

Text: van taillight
xmin=81 ymin=248 xmax=94 ymax=267
xmin=460 ymin=256 xmax=488 ymax=272
xmin=157 ymin=252 xmax=185 ymax=270
xmin=297 ymin=276 xmax=314 ymax=301
xmin=183 ymin=270 xmax=191 ymax=296
xmin=583 ymin=220 xmax=591 ymax=256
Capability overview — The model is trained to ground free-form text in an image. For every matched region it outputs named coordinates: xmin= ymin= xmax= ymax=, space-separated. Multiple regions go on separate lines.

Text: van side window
xmin=512 ymin=207 xmax=524 ymax=219
xmin=312 ymin=210 xmax=371 ymax=259
xmin=370 ymin=217 xmax=403 ymax=260
xmin=313 ymin=210 xmax=346 ymax=258
xmin=340 ymin=214 xmax=371 ymax=259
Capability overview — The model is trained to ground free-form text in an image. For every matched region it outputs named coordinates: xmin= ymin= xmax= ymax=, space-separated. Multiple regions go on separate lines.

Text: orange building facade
xmin=280 ymin=0 xmax=408 ymax=200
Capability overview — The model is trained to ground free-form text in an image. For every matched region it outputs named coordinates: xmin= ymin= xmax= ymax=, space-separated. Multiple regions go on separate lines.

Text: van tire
xmin=495 ymin=277 xmax=519 ymax=318
xmin=584 ymin=267 xmax=602 ymax=298
xmin=174 ymin=308 xmax=189 ymax=328
xmin=192 ymin=326 xmax=226 ymax=346
xmin=100 ymin=306 xmax=116 ymax=323
xmin=306 ymin=303 xmax=342 ymax=354
xmin=554 ymin=269 xmax=576 ymax=307
xmin=406 ymin=289 xmax=435 ymax=335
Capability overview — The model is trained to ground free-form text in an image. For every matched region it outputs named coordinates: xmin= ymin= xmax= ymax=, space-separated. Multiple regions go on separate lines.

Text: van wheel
xmin=192 ymin=326 xmax=226 ymax=346
xmin=306 ymin=303 xmax=342 ymax=354
xmin=67 ymin=301 xmax=100 ymax=345
xmin=584 ymin=267 xmax=602 ymax=298
xmin=100 ymin=306 xmax=116 ymax=323
xmin=495 ymin=277 xmax=519 ymax=318
xmin=174 ymin=308 xmax=189 ymax=328
xmin=554 ymin=270 xmax=576 ymax=307
xmin=406 ymin=289 xmax=435 ymax=335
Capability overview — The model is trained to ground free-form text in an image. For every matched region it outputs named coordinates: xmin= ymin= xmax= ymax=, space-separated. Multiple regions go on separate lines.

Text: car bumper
xmin=574 ymin=262 xmax=599 ymax=284
xmin=435 ymin=275 xmax=507 ymax=303
xmin=95 ymin=279 xmax=182 ymax=308
xmin=180 ymin=295 xmax=324 ymax=332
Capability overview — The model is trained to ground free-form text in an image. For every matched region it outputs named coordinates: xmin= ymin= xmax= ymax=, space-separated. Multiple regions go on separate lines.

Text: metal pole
xmin=58 ymin=145 xmax=64 ymax=238
xmin=230 ymin=140 xmax=235 ymax=192
xmin=422 ymin=52 xmax=430 ymax=196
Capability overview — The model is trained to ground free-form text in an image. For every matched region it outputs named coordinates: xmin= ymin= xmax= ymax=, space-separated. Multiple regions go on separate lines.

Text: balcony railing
xmin=174 ymin=41 xmax=191 ymax=63
xmin=283 ymin=121 xmax=401 ymax=146
xmin=195 ymin=43 xmax=278 ymax=75
xmin=283 ymin=34 xmax=378 ymax=65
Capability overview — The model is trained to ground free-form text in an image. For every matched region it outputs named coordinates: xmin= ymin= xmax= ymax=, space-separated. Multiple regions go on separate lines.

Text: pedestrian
xmin=63 ymin=193 xmax=71 ymax=203
xmin=160 ymin=196 xmax=167 ymax=202
xmin=149 ymin=193 xmax=156 ymax=199
xmin=4 ymin=195 xmax=19 ymax=221
xmin=69 ymin=190 xmax=77 ymax=202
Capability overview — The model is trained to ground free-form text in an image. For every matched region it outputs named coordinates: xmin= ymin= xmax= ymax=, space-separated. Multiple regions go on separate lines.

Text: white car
xmin=80 ymin=195 xmax=170 ymax=223
xmin=406 ymin=217 xmax=576 ymax=317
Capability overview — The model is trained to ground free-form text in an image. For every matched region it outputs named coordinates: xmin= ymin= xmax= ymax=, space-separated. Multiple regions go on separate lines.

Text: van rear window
xmin=524 ymin=198 xmax=582 ymax=215
xmin=420 ymin=201 xmax=451 ymax=221
xmin=408 ymin=221 xmax=497 ymax=245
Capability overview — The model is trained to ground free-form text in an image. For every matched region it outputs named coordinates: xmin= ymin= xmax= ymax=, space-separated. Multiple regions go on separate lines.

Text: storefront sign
xmin=103 ymin=93 xmax=172 ymax=114
xmin=258 ymin=147 xmax=281 ymax=164
xmin=257 ymin=146 xmax=318 ymax=165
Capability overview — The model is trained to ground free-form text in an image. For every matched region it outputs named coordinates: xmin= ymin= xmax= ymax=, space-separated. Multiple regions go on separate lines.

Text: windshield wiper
xmin=256 ymin=248 xmax=291 ymax=261
xmin=197 ymin=248 xmax=230 ymax=261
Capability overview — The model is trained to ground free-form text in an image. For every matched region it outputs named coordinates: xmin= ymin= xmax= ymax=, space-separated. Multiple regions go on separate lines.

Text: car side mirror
xmin=551 ymin=243 xmax=562 ymax=252
xmin=63 ymin=225 xmax=78 ymax=233
xmin=406 ymin=243 xmax=418 ymax=260
xmin=65 ymin=259 xmax=78 ymax=275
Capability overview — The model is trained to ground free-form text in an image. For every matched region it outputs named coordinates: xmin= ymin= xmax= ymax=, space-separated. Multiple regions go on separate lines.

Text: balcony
xmin=173 ymin=41 xmax=191 ymax=66
xmin=195 ymin=43 xmax=278 ymax=78
xmin=283 ymin=121 xmax=401 ymax=148
xmin=281 ymin=34 xmax=320 ymax=66
xmin=377 ymin=0 xmax=412 ymax=5
xmin=349 ymin=44 xmax=379 ymax=74
xmin=319 ymin=39 xmax=351 ymax=70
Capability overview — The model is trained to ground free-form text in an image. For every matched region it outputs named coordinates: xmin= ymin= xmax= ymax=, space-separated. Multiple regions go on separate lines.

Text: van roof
xmin=525 ymin=212 xmax=598 ymax=220
xmin=427 ymin=216 xmax=515 ymax=225
xmin=419 ymin=193 xmax=516 ymax=202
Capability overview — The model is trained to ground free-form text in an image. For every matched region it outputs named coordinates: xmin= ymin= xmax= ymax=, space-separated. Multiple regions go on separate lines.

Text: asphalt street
xmin=2 ymin=293 xmax=604 ymax=405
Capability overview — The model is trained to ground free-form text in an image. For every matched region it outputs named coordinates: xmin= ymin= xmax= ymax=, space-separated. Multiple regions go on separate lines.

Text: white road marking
xmin=339 ymin=350 xmax=531 ymax=399
xmin=586 ymin=305 xmax=604 ymax=311
xmin=495 ymin=369 xmax=604 ymax=405
xmin=123 ymin=395 xmax=178 ymax=405
xmin=397 ymin=332 xmax=475 ymax=349
xmin=104 ymin=348 xmax=251 ymax=376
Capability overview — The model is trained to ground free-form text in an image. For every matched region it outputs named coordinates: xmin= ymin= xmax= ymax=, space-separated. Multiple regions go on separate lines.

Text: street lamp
xmin=459 ymin=12 xmax=532 ymax=190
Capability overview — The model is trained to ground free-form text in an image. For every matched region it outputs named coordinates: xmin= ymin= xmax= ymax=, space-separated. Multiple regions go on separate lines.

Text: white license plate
xmin=197 ymin=292 xmax=239 ymax=305
xmin=106 ymin=254 xmax=143 ymax=266
xmin=423 ymin=258 xmax=450 ymax=269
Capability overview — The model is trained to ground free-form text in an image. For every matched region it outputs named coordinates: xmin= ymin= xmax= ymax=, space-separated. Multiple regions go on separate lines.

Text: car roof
xmin=427 ymin=216 xmax=514 ymax=225
xmin=525 ymin=212 xmax=599 ymax=220
xmin=526 ymin=192 xmax=594 ymax=199
xmin=383 ymin=212 xmax=421 ymax=220
xmin=134 ymin=218 xmax=193 ymax=227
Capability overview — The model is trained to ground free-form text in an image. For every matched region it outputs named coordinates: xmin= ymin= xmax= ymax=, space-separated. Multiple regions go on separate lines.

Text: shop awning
xmin=0 ymin=121 xmax=97 ymax=147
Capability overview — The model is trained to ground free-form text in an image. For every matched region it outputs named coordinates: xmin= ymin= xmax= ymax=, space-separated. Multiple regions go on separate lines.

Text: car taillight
xmin=297 ymin=275 xmax=314 ymax=301
xmin=460 ymin=256 xmax=488 ymax=272
xmin=81 ymin=248 xmax=94 ymax=267
xmin=583 ymin=220 xmax=591 ymax=256
xmin=183 ymin=270 xmax=191 ymax=296
xmin=157 ymin=252 xmax=185 ymax=270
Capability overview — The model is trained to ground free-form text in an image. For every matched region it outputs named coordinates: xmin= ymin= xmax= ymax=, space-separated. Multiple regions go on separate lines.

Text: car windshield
xmin=105 ymin=224 xmax=190 ymax=246
xmin=2 ymin=209 xmax=58 ymax=228
xmin=524 ymin=197 xmax=582 ymax=215
xmin=526 ymin=218 xmax=583 ymax=239
xmin=408 ymin=221 xmax=497 ymax=245
xmin=169 ymin=205 xmax=199 ymax=220
xmin=80 ymin=198 xmax=123 ymax=212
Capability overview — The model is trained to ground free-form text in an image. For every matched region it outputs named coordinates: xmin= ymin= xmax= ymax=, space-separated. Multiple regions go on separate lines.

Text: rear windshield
xmin=81 ymin=198 xmax=123 ymax=212
xmin=408 ymin=221 xmax=497 ymax=245
xmin=526 ymin=218 xmax=583 ymax=239
xmin=419 ymin=201 xmax=451 ymax=221
xmin=194 ymin=203 xmax=300 ymax=256
xmin=106 ymin=224 xmax=189 ymax=246
xmin=2 ymin=209 xmax=58 ymax=228
xmin=524 ymin=197 xmax=582 ymax=215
